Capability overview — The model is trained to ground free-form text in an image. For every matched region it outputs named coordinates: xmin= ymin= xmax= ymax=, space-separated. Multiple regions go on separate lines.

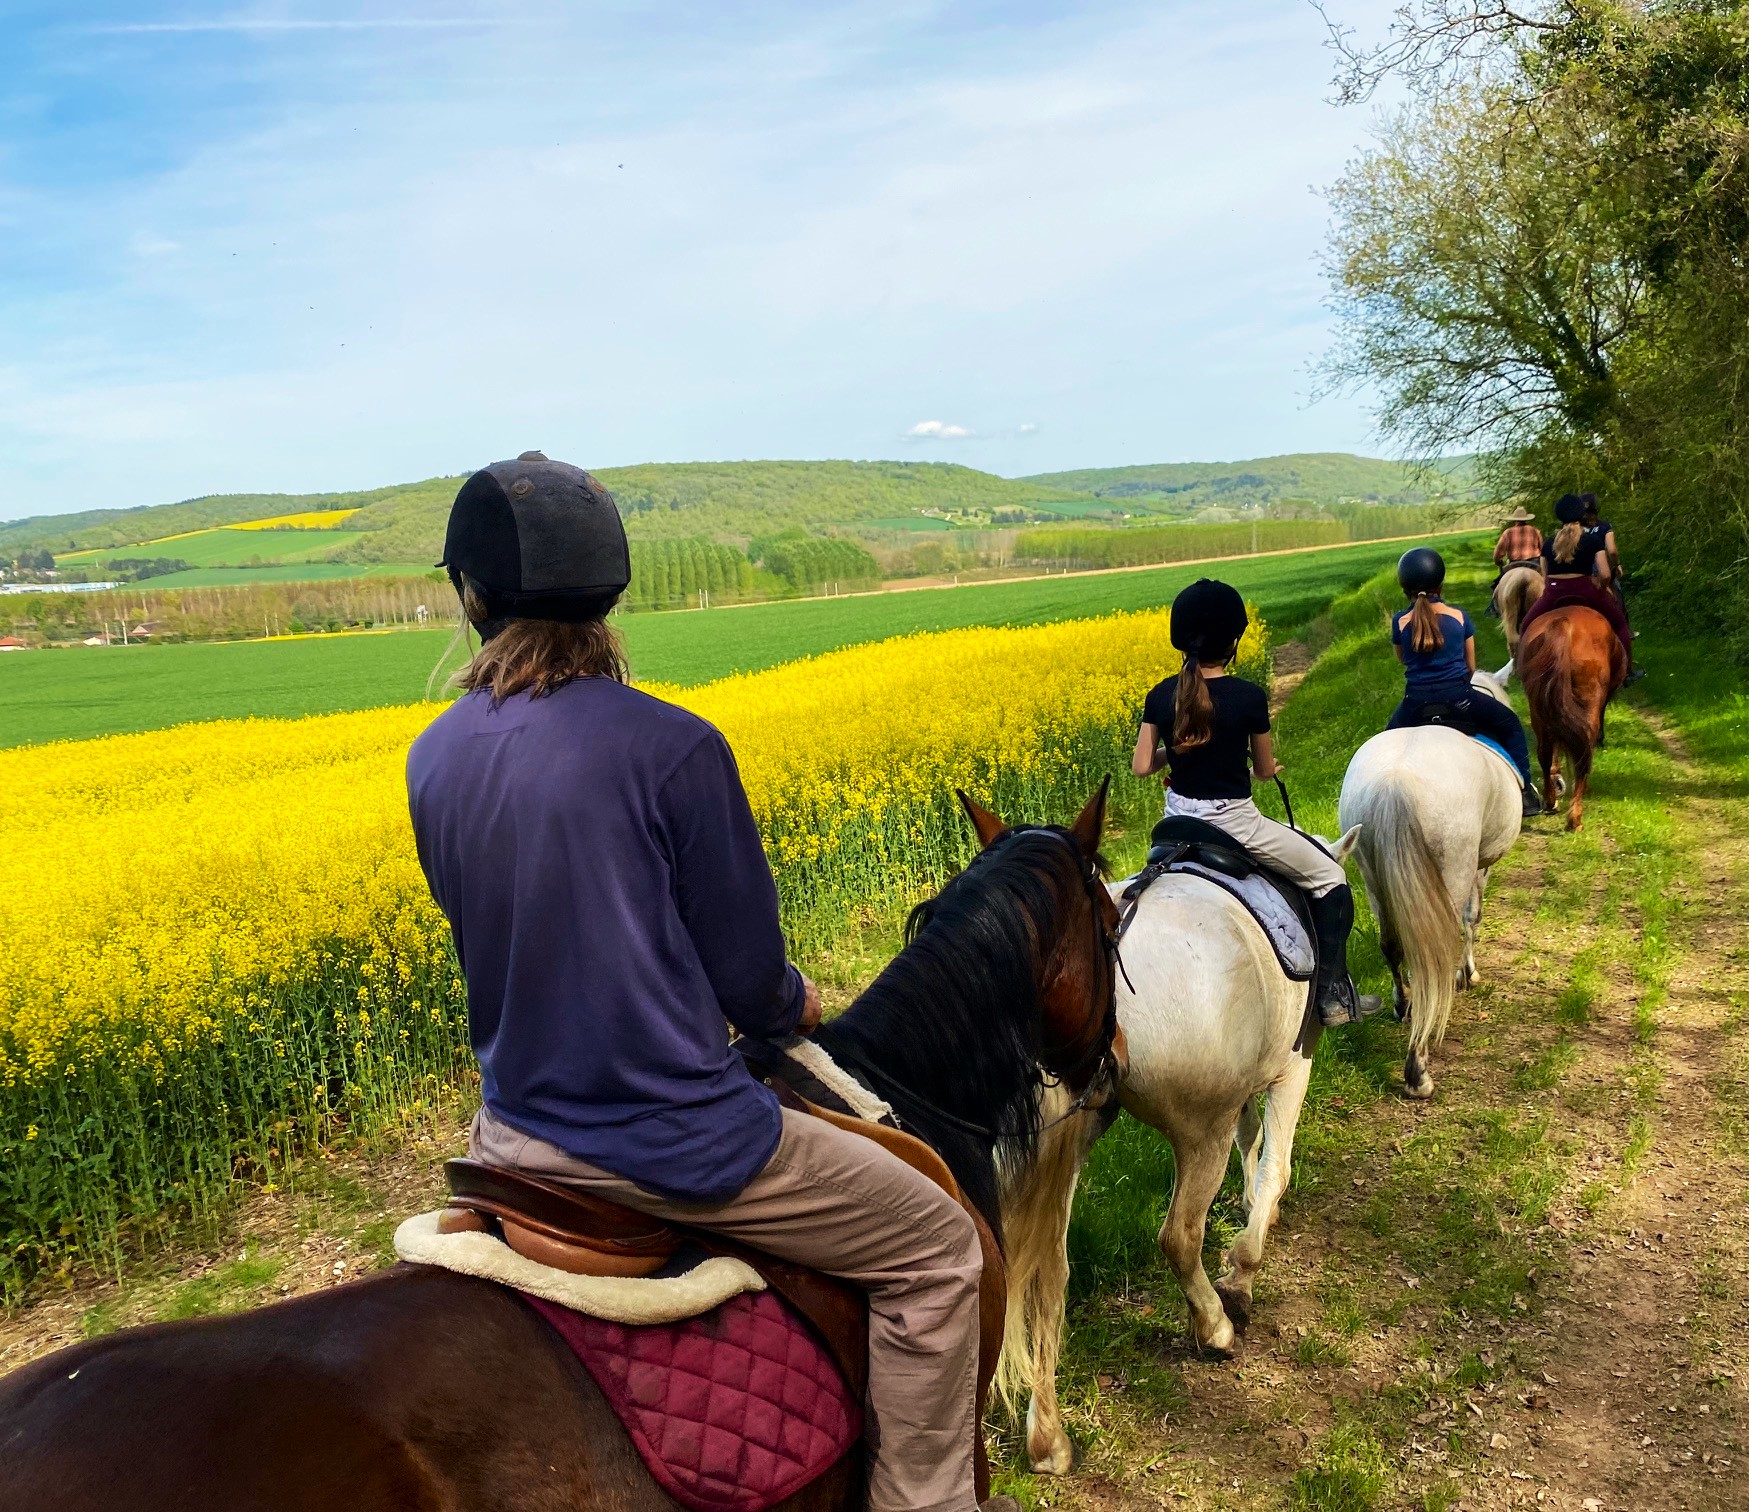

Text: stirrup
xmin=1318 ymin=978 xmax=1382 ymax=1027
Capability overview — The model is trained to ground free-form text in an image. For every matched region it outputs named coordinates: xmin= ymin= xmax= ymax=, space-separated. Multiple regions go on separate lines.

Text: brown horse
xmin=1517 ymin=607 xmax=1627 ymax=830
xmin=0 ymin=787 xmax=1121 ymax=1512
xmin=1493 ymin=562 xmax=1545 ymax=657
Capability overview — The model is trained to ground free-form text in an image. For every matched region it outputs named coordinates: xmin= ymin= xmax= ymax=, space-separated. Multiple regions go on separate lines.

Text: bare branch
xmin=1315 ymin=0 xmax=1560 ymax=105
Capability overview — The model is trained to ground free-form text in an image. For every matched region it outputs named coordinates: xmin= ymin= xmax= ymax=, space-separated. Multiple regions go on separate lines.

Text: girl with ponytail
xmin=1516 ymin=493 xmax=1634 ymax=654
xmin=1388 ymin=547 xmax=1542 ymax=819
xmin=1134 ymin=578 xmax=1380 ymax=1027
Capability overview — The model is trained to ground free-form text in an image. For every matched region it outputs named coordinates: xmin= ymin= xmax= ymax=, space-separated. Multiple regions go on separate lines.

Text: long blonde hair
xmin=1551 ymin=521 xmax=1585 ymax=566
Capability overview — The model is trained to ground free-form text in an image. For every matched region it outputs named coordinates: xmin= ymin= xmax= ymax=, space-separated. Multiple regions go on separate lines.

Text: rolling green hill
xmin=63 ymin=527 xmax=368 ymax=571
xmin=1022 ymin=452 xmax=1478 ymax=508
xmin=0 ymin=477 xmax=462 ymax=558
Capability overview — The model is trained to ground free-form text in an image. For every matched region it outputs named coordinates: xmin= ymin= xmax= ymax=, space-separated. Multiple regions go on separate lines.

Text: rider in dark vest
xmin=1580 ymin=493 xmax=1645 ymax=682
xmin=406 ymin=455 xmax=995 ymax=1512
xmin=1133 ymin=578 xmax=1380 ymax=1026
xmin=1387 ymin=548 xmax=1543 ymax=818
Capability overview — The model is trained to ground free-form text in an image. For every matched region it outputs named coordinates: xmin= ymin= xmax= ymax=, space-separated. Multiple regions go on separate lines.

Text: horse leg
xmin=1567 ymin=742 xmax=1592 ymax=831
xmin=1460 ymin=875 xmax=1483 ymax=990
xmin=1537 ymin=724 xmax=1560 ymax=815
xmin=1158 ymin=1129 xmax=1238 ymax=1355
xmin=1233 ymin=1094 xmax=1265 ymax=1221
xmin=1404 ymin=1043 xmax=1435 ymax=1101
xmin=1002 ymin=1108 xmax=1104 ymax=1476
xmin=1217 ymin=1054 xmax=1314 ymax=1332
xmin=1382 ymin=933 xmax=1409 ymax=1022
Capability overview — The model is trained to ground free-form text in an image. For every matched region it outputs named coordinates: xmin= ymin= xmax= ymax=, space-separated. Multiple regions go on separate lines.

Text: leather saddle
xmin=1144 ymin=813 xmax=1263 ymax=878
xmin=437 ymin=1095 xmax=1000 ymax=1412
xmin=1132 ymin=815 xmax=1320 ymax=992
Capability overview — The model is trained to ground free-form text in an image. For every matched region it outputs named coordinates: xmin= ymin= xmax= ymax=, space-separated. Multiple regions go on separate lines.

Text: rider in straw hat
xmin=1493 ymin=505 xmax=1542 ymax=574
xmin=1133 ymin=578 xmax=1381 ymax=1026
xmin=406 ymin=454 xmax=998 ymax=1512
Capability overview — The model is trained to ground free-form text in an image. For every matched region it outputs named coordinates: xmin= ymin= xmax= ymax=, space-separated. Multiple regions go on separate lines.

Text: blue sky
xmin=0 ymin=2 xmax=1398 ymax=519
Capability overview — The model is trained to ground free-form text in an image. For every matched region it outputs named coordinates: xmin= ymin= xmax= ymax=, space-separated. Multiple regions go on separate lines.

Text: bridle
xmin=824 ymin=822 xmax=1126 ymax=1143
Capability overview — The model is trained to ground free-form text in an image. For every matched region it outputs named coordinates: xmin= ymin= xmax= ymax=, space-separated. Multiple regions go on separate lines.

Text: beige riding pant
xmin=470 ymin=1104 xmax=983 ymax=1512
xmin=1166 ymin=791 xmax=1345 ymax=897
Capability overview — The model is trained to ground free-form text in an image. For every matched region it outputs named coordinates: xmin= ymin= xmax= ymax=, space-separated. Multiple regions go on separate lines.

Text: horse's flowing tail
xmin=1524 ymin=621 xmax=1596 ymax=782
xmin=1357 ymin=779 xmax=1464 ymax=1062
xmin=994 ymin=1089 xmax=1092 ymax=1418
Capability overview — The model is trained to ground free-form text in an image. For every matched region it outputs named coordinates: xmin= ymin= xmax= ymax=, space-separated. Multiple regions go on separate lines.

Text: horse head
xmin=956 ymin=782 xmax=1124 ymax=1097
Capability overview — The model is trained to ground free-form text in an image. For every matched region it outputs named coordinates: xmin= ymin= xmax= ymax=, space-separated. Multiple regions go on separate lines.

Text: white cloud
xmin=1017 ymin=422 xmax=1038 ymax=435
xmin=906 ymin=420 xmax=973 ymax=439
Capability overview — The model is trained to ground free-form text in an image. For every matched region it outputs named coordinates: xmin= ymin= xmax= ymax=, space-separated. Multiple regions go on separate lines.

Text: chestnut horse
xmin=0 ymin=788 xmax=1122 ymax=1512
xmin=1517 ymin=606 xmax=1627 ymax=830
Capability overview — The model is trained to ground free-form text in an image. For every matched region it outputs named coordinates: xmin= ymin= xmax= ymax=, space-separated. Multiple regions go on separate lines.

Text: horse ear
xmin=957 ymin=789 xmax=1010 ymax=849
xmin=1069 ymin=776 xmax=1111 ymax=856
xmin=1496 ymin=659 xmax=1515 ymax=687
xmin=1328 ymin=823 xmax=1363 ymax=864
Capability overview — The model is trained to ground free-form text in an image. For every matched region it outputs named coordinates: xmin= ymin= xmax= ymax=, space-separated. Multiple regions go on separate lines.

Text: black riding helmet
xmin=439 ymin=451 xmax=631 ymax=627
xmin=1170 ymin=578 xmax=1248 ymax=661
xmin=1554 ymin=492 xmax=1588 ymax=525
xmin=1397 ymin=547 xmax=1445 ymax=597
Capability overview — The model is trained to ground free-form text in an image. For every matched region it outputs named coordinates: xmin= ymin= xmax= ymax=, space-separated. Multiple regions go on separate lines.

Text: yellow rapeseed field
xmin=229 ymin=508 xmax=362 ymax=530
xmin=0 ymin=607 xmax=1262 ymax=1283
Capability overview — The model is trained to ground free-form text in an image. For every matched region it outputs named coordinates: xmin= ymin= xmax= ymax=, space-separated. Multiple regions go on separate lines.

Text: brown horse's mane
xmin=813 ymin=826 xmax=1099 ymax=1235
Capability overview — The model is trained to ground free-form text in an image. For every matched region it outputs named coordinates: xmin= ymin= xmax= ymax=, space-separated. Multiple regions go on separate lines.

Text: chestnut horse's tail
xmin=1522 ymin=613 xmax=1600 ymax=781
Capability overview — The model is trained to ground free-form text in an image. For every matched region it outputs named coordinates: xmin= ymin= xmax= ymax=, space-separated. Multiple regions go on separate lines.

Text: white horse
xmin=1336 ymin=670 xmax=1523 ymax=1099
xmin=998 ymin=826 xmax=1359 ymax=1474
xmin=1493 ymin=563 xmax=1545 ymax=657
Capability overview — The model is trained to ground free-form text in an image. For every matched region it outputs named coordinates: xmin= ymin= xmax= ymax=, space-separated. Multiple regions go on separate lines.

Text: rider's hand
xmin=796 ymin=974 xmax=823 ymax=1035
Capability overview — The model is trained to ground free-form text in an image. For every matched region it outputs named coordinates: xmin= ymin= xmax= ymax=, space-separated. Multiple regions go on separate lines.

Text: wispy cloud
xmin=2 ymin=1 xmax=1396 ymax=515
xmin=91 ymin=18 xmax=526 ymax=35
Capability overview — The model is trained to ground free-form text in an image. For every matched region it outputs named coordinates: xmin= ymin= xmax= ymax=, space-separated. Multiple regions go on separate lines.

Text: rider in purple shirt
xmin=408 ymin=675 xmax=807 ymax=1202
xmin=405 ymin=454 xmax=995 ymax=1512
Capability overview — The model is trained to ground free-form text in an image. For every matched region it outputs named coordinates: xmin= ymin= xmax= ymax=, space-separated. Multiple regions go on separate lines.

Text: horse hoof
xmin=1196 ymin=1314 xmax=1237 ymax=1357
xmin=1215 ymin=1283 xmax=1252 ymax=1334
xmin=1403 ymin=1075 xmax=1435 ymax=1101
xmin=1027 ymin=1431 xmax=1074 ymax=1476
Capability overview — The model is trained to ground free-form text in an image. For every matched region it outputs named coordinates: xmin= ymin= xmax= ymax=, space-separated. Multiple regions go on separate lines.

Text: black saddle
xmin=1406 ymin=701 xmax=1481 ymax=738
xmin=1144 ymin=814 xmax=1263 ymax=878
xmin=1128 ymin=815 xmax=1320 ymax=989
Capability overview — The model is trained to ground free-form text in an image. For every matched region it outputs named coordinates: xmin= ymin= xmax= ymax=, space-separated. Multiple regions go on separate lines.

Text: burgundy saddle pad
xmin=523 ymin=1289 xmax=861 ymax=1512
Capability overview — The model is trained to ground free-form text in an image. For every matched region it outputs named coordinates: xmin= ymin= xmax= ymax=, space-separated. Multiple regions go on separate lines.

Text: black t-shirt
xmin=1544 ymin=529 xmax=1603 ymax=576
xmin=1140 ymin=674 xmax=1271 ymax=800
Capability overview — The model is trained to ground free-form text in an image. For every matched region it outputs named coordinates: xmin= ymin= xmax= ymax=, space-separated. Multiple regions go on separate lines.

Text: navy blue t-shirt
xmin=1392 ymin=601 xmax=1474 ymax=701
xmin=407 ymin=677 xmax=806 ymax=1203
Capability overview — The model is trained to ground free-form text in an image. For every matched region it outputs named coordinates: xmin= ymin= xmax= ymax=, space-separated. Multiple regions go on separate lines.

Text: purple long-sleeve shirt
xmin=406 ymin=677 xmax=806 ymax=1203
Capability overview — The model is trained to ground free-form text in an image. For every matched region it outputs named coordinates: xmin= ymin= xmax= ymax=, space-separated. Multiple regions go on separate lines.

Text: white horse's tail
xmin=1357 ymin=779 xmax=1463 ymax=1060
xmin=994 ymin=1089 xmax=1089 ymax=1417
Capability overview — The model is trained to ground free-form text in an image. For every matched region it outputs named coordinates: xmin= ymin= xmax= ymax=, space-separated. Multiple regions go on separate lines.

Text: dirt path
xmin=986 ymin=698 xmax=1749 ymax=1510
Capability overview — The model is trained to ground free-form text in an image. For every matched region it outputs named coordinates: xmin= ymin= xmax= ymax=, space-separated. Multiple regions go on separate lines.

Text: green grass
xmin=0 ymin=535 xmax=1481 ymax=748
xmin=63 ymin=526 xmax=364 ymax=569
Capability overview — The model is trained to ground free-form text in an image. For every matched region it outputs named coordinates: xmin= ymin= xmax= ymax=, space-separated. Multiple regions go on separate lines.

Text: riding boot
xmin=1521 ymin=784 xmax=1546 ymax=819
xmin=1310 ymin=883 xmax=1382 ymax=1027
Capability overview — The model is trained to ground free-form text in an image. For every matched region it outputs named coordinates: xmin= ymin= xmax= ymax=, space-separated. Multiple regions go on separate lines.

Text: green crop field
xmin=0 ymin=535 xmax=1482 ymax=747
